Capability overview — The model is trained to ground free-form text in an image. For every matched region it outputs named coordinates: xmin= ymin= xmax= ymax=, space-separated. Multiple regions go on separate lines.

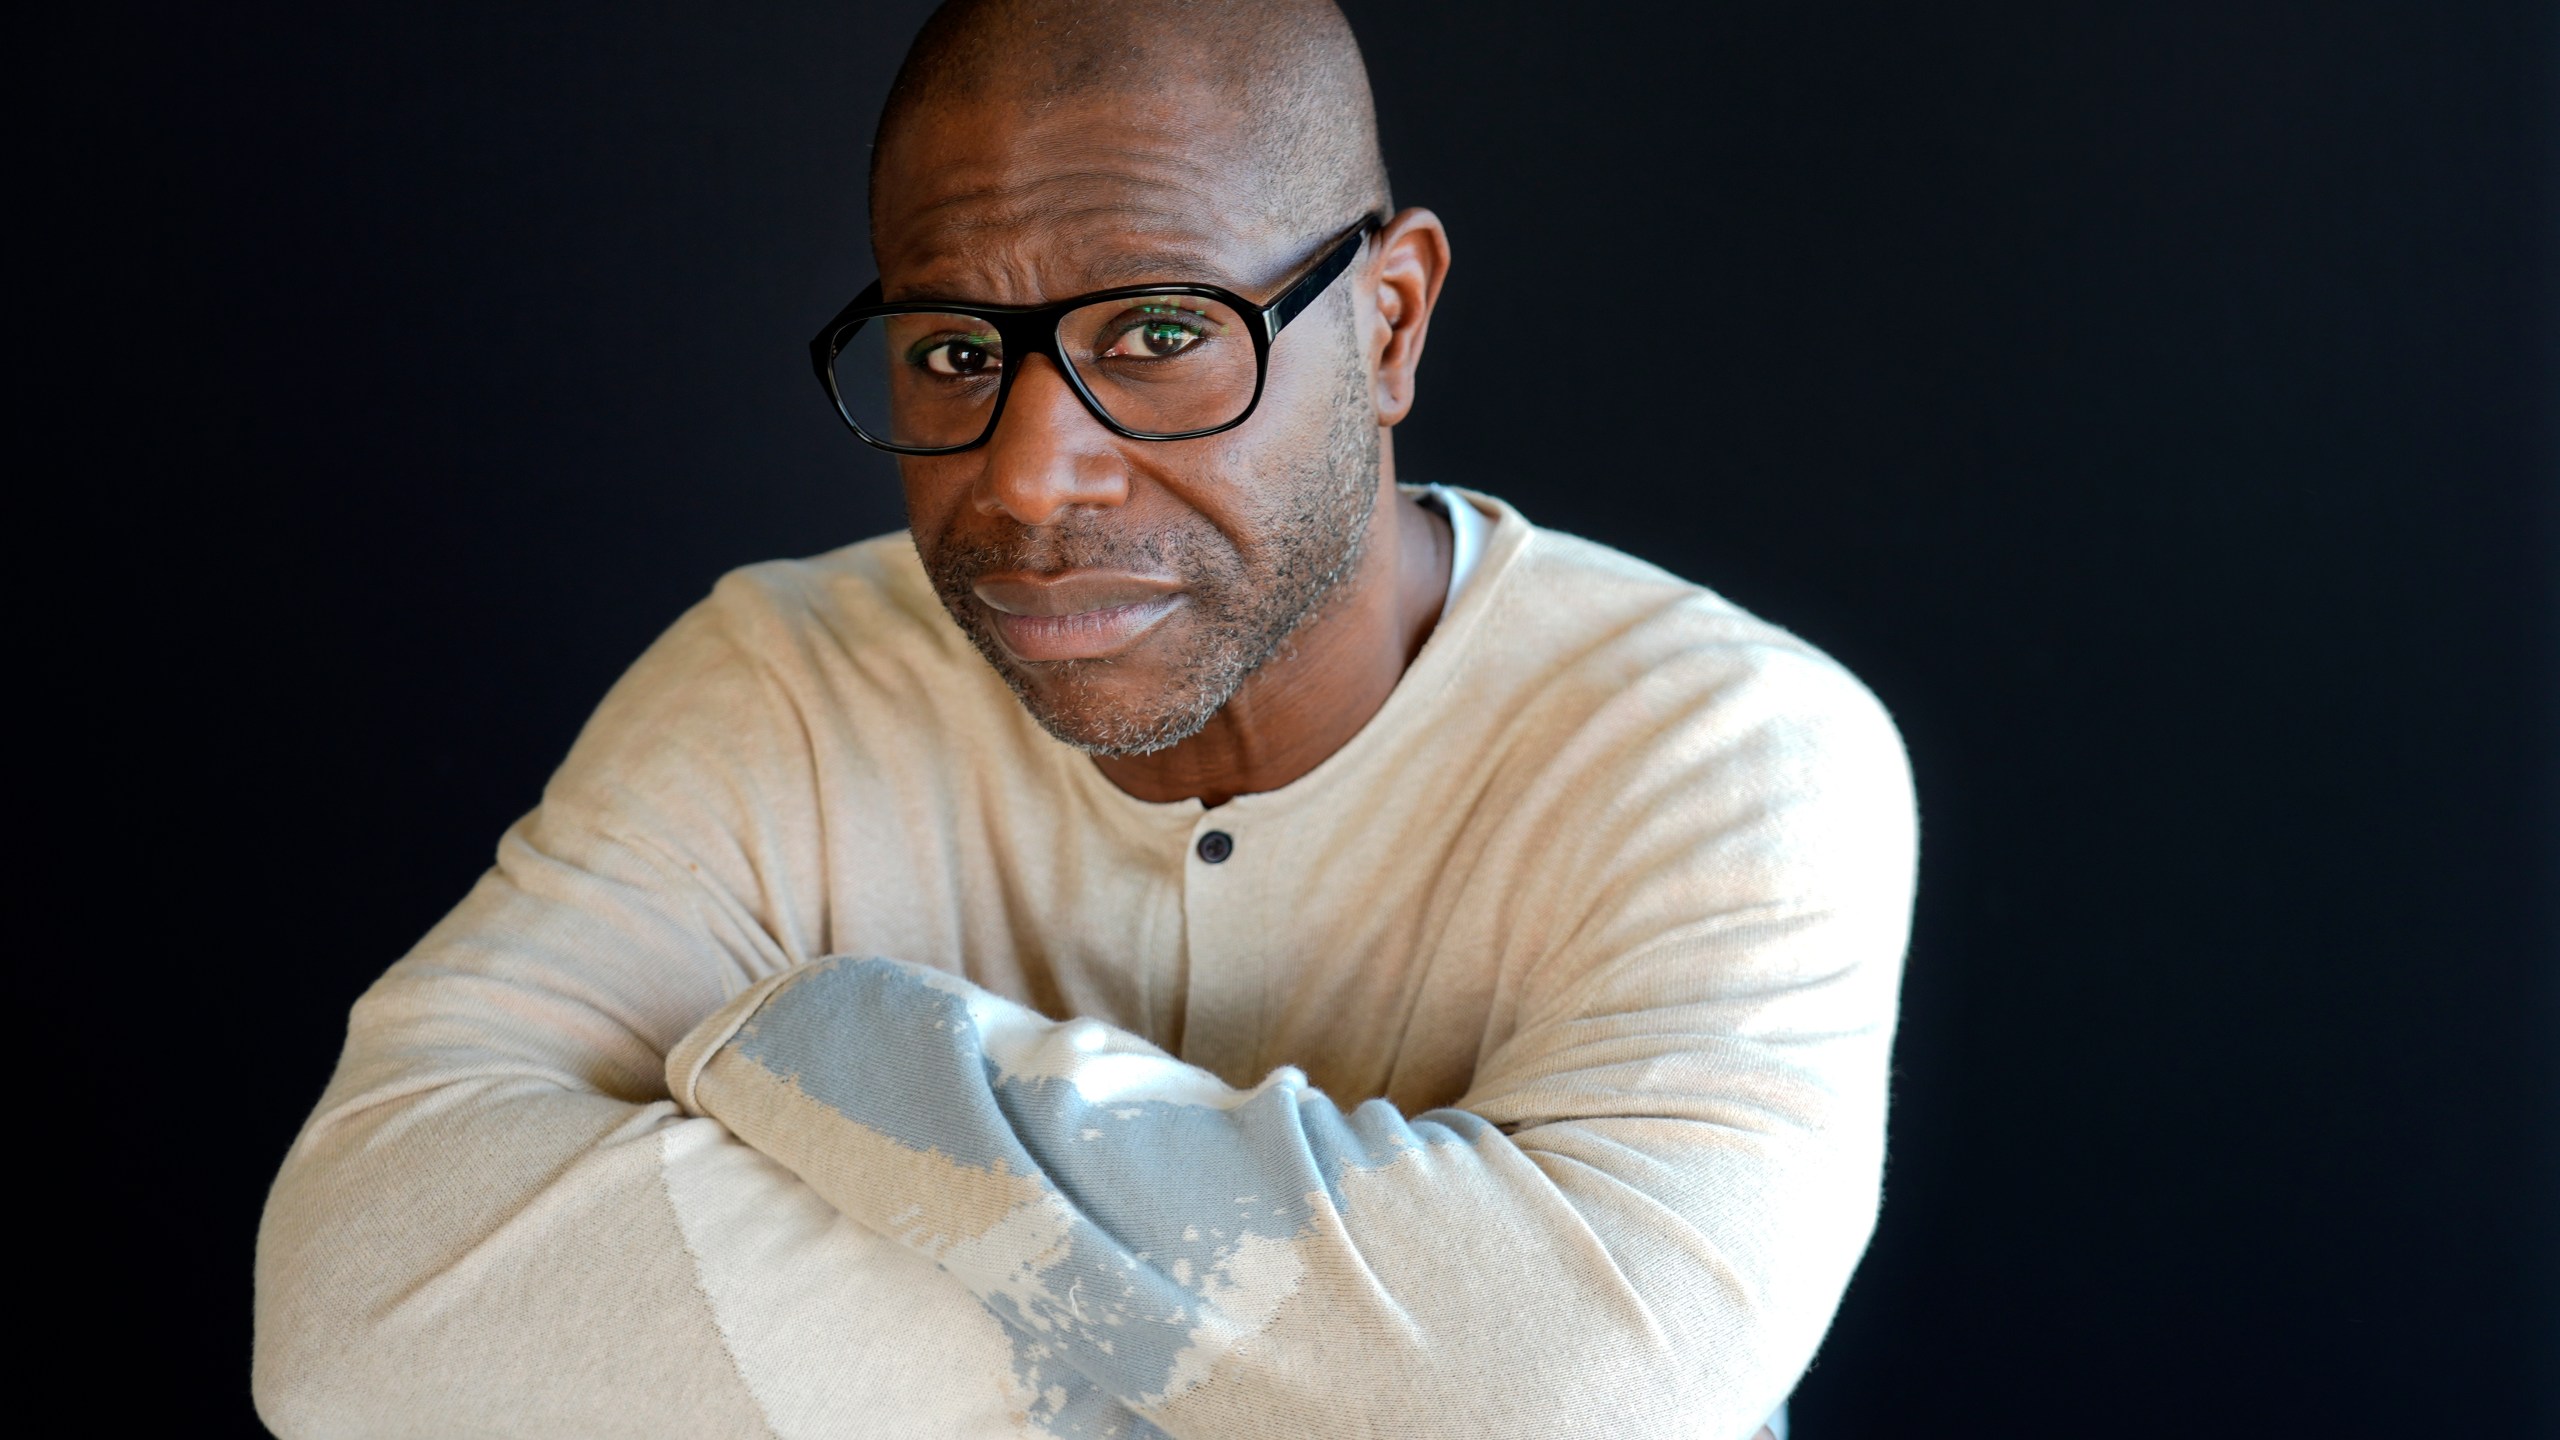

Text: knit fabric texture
xmin=254 ymin=490 xmax=1917 ymax=1439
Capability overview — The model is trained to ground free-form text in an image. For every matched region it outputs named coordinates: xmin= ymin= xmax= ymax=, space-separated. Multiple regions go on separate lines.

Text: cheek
xmin=898 ymin=455 xmax=977 ymax=544
xmin=1159 ymin=429 xmax=1316 ymax=562
xmin=1209 ymin=333 xmax=1362 ymax=492
xmin=1259 ymin=315 xmax=1363 ymax=428
xmin=1125 ymin=347 xmax=1360 ymax=575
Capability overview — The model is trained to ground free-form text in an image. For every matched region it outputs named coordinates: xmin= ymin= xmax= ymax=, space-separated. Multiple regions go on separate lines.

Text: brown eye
xmin=916 ymin=330 xmax=1003 ymax=376
xmin=1099 ymin=305 xmax=1219 ymax=361
xmin=1131 ymin=321 xmax=1199 ymax=357
xmin=916 ymin=334 xmax=1000 ymax=376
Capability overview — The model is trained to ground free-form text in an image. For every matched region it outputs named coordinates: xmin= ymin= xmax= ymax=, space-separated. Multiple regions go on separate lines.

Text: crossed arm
xmin=258 ymin=831 xmax=1894 ymax=1439
xmin=664 ymin=924 xmax=1882 ymax=1438
xmin=253 ymin=580 xmax=1912 ymax=1440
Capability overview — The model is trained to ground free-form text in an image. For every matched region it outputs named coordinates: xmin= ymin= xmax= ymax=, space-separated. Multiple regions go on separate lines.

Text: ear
xmin=1361 ymin=208 xmax=1451 ymax=427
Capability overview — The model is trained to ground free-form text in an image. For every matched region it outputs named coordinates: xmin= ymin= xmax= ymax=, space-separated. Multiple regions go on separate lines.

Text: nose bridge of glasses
xmin=975 ymin=350 xmax=1132 ymax=523
xmin=996 ymin=347 xmax=1113 ymax=442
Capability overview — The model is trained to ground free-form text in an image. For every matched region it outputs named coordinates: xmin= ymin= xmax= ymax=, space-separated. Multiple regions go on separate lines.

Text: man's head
xmin=867 ymin=0 xmax=1446 ymax=756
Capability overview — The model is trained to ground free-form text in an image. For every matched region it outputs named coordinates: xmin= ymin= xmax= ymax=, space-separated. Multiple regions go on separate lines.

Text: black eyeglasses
xmin=809 ymin=215 xmax=1382 ymax=455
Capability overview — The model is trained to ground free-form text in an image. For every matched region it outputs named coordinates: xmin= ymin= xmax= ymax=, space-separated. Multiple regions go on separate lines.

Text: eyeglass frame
xmin=808 ymin=213 xmax=1385 ymax=456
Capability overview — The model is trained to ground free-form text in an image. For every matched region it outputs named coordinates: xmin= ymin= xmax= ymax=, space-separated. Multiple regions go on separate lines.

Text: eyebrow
xmin=888 ymin=248 xmax=1245 ymax=309
xmin=1066 ymin=249 xmax=1232 ymax=289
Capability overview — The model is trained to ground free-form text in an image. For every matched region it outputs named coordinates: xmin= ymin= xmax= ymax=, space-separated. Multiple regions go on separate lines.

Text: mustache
xmin=927 ymin=516 xmax=1226 ymax=583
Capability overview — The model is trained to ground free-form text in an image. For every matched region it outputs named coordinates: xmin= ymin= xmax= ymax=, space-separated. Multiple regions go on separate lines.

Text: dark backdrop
xmin=53 ymin=2 xmax=2554 ymax=1435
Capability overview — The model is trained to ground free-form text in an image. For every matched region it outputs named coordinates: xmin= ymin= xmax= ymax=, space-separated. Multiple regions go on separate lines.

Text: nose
xmin=972 ymin=354 xmax=1129 ymax=526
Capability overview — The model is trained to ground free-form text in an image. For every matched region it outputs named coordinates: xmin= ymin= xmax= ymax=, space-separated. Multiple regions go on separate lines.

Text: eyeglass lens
xmin=832 ymin=294 xmax=1258 ymax=448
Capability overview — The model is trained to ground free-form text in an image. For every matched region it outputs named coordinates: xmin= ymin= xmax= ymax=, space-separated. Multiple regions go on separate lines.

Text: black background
xmin=49 ymin=2 xmax=2554 ymax=1434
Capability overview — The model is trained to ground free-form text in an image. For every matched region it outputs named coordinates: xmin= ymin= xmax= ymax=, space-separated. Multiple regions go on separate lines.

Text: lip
xmin=973 ymin=571 xmax=1186 ymax=662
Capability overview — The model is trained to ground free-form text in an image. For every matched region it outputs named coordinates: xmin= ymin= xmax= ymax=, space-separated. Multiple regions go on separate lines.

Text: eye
xmin=1099 ymin=304 xmax=1220 ymax=360
xmin=912 ymin=333 xmax=1001 ymax=377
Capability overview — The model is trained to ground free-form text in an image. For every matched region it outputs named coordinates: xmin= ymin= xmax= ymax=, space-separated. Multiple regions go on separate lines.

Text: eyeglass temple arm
xmin=1259 ymin=217 xmax=1382 ymax=341
xmin=811 ymin=279 xmax=887 ymax=384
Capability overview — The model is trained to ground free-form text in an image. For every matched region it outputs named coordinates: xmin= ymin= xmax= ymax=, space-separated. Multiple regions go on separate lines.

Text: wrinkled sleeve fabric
xmin=671 ymin=643 xmax=1918 ymax=1440
xmin=251 ymin=570 xmax=1084 ymax=1440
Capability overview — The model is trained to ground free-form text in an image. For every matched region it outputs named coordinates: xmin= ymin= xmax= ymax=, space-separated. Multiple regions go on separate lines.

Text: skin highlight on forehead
xmin=874 ymin=117 xmax=1273 ymax=304
xmin=872 ymin=0 xmax=1391 ymax=257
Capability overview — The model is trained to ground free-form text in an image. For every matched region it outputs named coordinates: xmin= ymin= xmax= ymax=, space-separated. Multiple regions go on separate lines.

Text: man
xmin=254 ymin=2 xmax=1915 ymax=1437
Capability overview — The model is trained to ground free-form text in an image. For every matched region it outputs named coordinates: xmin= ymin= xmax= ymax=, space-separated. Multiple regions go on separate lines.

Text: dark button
xmin=1195 ymin=830 xmax=1234 ymax=864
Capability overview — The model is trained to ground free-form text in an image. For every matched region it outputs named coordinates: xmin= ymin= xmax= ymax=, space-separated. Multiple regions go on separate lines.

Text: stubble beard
xmin=920 ymin=318 xmax=1381 ymax=757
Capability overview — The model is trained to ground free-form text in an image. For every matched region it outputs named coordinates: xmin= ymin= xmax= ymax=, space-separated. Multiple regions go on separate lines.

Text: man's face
xmin=871 ymin=85 xmax=1381 ymax=756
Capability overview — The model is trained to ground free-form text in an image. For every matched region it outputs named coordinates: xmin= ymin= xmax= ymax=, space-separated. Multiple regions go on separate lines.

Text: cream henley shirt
xmin=253 ymin=488 xmax=1917 ymax=1440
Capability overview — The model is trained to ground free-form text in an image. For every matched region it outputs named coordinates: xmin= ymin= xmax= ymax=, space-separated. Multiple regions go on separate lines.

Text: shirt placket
xmin=1177 ymin=814 xmax=1263 ymax=1086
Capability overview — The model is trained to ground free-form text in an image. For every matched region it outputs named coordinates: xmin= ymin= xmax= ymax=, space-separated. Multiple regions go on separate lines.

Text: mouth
xmin=973 ymin=571 xmax=1186 ymax=663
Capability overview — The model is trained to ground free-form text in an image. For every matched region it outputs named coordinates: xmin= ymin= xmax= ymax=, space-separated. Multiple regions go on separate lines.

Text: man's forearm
xmin=255 ymin=816 xmax=1137 ymax=1439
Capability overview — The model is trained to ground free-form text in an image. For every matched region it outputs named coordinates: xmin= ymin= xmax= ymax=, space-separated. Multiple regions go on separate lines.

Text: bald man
xmin=254 ymin=4 xmax=1914 ymax=1438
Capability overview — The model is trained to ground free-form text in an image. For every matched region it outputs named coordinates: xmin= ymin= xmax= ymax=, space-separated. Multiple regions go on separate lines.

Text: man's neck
xmin=1091 ymin=472 xmax=1452 ymax=808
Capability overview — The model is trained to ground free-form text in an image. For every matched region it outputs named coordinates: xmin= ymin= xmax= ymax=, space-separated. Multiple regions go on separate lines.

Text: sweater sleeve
xmin=251 ymin=572 xmax=1115 ymax=1439
xmin=669 ymin=648 xmax=1917 ymax=1440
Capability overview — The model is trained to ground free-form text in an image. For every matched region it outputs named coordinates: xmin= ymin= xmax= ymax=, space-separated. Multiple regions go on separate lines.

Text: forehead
xmin=870 ymin=90 xmax=1302 ymax=306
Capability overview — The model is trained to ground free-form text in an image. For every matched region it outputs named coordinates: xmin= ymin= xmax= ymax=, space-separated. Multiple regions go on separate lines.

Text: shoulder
xmin=609 ymin=531 xmax=1003 ymax=727
xmin=1433 ymin=503 xmax=1915 ymax=918
xmin=1460 ymin=504 xmax=1908 ymax=804
xmin=688 ymin=532 xmax=970 ymax=671
xmin=547 ymin=532 xmax=1005 ymax=808
xmin=1445 ymin=502 xmax=1917 ymax=989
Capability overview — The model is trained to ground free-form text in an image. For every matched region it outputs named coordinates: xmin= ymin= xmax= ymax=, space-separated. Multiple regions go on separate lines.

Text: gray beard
xmin=921 ymin=318 xmax=1380 ymax=758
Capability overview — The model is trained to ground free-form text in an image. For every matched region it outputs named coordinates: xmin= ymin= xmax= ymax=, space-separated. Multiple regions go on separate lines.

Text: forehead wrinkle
xmin=883 ymin=111 xmax=1244 ymax=204
xmin=922 ymin=196 xmax=1222 ymax=244
xmin=903 ymin=164 xmax=1221 ymax=221
xmin=887 ymin=236 xmax=1240 ymax=306
xmin=881 ymin=194 xmax=1294 ymax=304
xmin=902 ymin=129 xmax=1240 ymax=202
xmin=883 ymin=146 xmax=1243 ymax=220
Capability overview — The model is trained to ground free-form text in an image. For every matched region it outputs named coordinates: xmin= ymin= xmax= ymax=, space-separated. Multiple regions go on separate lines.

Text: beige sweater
xmin=254 ymin=490 xmax=1916 ymax=1440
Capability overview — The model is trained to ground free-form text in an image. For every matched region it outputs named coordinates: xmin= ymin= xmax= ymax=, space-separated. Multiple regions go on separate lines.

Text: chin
xmin=1006 ymin=663 xmax=1222 ymax=758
